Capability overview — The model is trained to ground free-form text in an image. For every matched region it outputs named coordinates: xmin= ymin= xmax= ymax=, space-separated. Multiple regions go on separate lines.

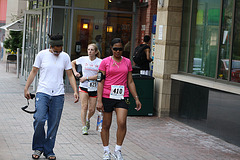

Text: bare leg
xmin=115 ymin=108 xmax=128 ymax=145
xmin=80 ymin=92 xmax=89 ymax=126
xmin=101 ymin=112 xmax=113 ymax=146
xmin=87 ymin=97 xmax=97 ymax=120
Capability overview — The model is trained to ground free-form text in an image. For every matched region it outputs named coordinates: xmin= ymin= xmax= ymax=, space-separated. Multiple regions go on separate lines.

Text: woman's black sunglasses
xmin=112 ymin=47 xmax=123 ymax=51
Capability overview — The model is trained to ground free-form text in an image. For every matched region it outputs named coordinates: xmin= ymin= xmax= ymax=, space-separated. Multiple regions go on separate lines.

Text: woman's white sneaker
xmin=103 ymin=151 xmax=111 ymax=160
xmin=113 ymin=150 xmax=124 ymax=160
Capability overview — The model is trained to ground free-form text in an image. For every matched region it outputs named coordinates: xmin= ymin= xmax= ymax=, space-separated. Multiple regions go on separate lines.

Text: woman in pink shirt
xmin=97 ymin=38 xmax=141 ymax=160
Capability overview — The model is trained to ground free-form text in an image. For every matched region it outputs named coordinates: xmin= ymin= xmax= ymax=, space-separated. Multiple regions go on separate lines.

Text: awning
xmin=0 ymin=19 xmax=23 ymax=31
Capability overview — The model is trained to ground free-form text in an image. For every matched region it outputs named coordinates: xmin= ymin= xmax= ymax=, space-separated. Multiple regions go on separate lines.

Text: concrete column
xmin=153 ymin=0 xmax=183 ymax=117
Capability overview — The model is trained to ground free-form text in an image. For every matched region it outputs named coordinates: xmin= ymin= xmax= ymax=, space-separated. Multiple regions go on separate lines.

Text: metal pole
xmin=17 ymin=48 xmax=20 ymax=78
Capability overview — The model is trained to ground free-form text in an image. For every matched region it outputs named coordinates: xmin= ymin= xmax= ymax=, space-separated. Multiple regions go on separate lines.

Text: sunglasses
xmin=53 ymin=51 xmax=62 ymax=55
xmin=112 ymin=47 xmax=123 ymax=51
xmin=21 ymin=93 xmax=36 ymax=114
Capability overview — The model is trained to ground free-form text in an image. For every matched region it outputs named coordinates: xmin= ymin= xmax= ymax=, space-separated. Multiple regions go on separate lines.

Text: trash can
xmin=128 ymin=74 xmax=154 ymax=116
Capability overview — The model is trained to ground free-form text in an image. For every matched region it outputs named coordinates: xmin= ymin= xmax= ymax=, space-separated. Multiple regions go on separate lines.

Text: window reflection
xmin=219 ymin=60 xmax=240 ymax=82
xmin=218 ymin=0 xmax=233 ymax=80
xmin=189 ymin=0 xmax=221 ymax=78
xmin=179 ymin=0 xmax=191 ymax=72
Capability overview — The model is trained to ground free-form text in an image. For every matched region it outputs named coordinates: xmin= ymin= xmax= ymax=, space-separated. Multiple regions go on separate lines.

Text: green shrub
xmin=3 ymin=31 xmax=23 ymax=53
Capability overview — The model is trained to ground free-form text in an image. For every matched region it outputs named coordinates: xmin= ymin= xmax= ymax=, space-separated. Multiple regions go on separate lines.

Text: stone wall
xmin=153 ymin=0 xmax=183 ymax=117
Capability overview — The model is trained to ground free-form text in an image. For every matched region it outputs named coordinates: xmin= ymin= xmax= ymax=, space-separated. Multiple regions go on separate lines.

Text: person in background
xmin=24 ymin=34 xmax=79 ymax=160
xmin=97 ymin=38 xmax=141 ymax=160
xmin=123 ymin=37 xmax=131 ymax=58
xmin=71 ymin=43 xmax=102 ymax=135
xmin=95 ymin=35 xmax=102 ymax=58
xmin=134 ymin=35 xmax=153 ymax=73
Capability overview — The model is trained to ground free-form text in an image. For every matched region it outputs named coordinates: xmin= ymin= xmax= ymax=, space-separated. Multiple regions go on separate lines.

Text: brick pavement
xmin=0 ymin=61 xmax=240 ymax=160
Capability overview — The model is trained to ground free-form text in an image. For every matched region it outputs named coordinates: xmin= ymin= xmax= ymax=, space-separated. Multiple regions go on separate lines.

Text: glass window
xmin=53 ymin=0 xmax=71 ymax=6
xmin=38 ymin=0 xmax=44 ymax=7
xmin=73 ymin=0 xmax=133 ymax=12
xmin=29 ymin=0 xmax=38 ymax=9
xmin=179 ymin=0 xmax=191 ymax=72
xmin=232 ymin=0 xmax=240 ymax=83
xmin=41 ymin=8 xmax=51 ymax=49
xmin=218 ymin=0 xmax=233 ymax=80
xmin=71 ymin=10 xmax=132 ymax=60
xmin=188 ymin=0 xmax=221 ymax=78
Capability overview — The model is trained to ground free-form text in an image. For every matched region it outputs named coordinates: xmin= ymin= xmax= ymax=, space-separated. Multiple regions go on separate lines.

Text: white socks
xmin=115 ymin=145 xmax=122 ymax=152
xmin=103 ymin=146 xmax=110 ymax=153
xmin=103 ymin=145 xmax=122 ymax=153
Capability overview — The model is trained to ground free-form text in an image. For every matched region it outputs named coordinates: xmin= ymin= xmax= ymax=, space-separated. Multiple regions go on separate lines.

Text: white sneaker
xmin=113 ymin=150 xmax=124 ymax=160
xmin=103 ymin=151 xmax=111 ymax=160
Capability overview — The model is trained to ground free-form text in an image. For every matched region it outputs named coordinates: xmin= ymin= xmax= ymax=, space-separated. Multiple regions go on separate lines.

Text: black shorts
xmin=79 ymin=87 xmax=97 ymax=97
xmin=102 ymin=97 xmax=130 ymax=112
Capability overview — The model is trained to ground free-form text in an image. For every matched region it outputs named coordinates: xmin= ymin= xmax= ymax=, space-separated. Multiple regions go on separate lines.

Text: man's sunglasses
xmin=112 ymin=47 xmax=123 ymax=51
xmin=21 ymin=93 xmax=36 ymax=114
xmin=53 ymin=51 xmax=62 ymax=55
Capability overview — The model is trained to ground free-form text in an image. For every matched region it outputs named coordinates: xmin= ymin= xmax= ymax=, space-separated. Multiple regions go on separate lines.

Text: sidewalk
xmin=0 ymin=61 xmax=240 ymax=160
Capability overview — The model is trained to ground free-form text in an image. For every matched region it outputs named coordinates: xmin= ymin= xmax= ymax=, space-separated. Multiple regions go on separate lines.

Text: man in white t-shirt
xmin=24 ymin=34 xmax=79 ymax=160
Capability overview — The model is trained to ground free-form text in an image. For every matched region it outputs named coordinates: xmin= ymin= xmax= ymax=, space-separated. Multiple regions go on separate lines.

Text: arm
xmin=80 ymin=74 xmax=98 ymax=83
xmin=145 ymin=48 xmax=153 ymax=62
xmin=71 ymin=59 xmax=81 ymax=78
xmin=24 ymin=67 xmax=39 ymax=99
xmin=96 ymin=70 xmax=105 ymax=112
xmin=127 ymin=72 xmax=141 ymax=111
xmin=66 ymin=69 xmax=79 ymax=103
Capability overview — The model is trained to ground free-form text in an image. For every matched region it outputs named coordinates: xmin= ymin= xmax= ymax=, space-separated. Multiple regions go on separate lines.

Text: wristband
xmin=134 ymin=96 xmax=138 ymax=99
xmin=87 ymin=76 xmax=89 ymax=80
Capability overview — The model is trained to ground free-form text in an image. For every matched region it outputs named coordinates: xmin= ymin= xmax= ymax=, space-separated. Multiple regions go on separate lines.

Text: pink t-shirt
xmin=99 ymin=56 xmax=132 ymax=99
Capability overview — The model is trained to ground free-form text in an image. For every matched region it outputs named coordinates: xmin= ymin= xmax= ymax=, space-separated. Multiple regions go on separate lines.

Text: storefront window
xmin=218 ymin=0 xmax=233 ymax=80
xmin=189 ymin=0 xmax=220 ymax=78
xmin=232 ymin=0 xmax=240 ymax=83
xmin=71 ymin=9 xmax=132 ymax=60
xmin=180 ymin=0 xmax=221 ymax=77
xmin=179 ymin=0 xmax=191 ymax=72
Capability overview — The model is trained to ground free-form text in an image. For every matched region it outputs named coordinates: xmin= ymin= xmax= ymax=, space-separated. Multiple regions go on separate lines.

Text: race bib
xmin=110 ymin=85 xmax=124 ymax=100
xmin=87 ymin=80 xmax=97 ymax=91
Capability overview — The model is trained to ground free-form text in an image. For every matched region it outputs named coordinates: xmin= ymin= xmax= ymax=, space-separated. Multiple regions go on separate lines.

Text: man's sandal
xmin=47 ymin=155 xmax=56 ymax=160
xmin=32 ymin=150 xmax=43 ymax=159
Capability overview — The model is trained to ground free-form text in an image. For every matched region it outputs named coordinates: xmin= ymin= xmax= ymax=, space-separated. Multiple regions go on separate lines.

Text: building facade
xmin=20 ymin=0 xmax=157 ymax=89
xmin=154 ymin=0 xmax=240 ymax=146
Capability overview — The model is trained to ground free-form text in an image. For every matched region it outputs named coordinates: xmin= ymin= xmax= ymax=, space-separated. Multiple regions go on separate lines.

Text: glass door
xmin=21 ymin=10 xmax=42 ymax=90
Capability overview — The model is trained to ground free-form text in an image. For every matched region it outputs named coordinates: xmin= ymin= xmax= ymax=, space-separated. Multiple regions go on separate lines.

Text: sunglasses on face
xmin=53 ymin=50 xmax=62 ymax=55
xmin=112 ymin=47 xmax=123 ymax=51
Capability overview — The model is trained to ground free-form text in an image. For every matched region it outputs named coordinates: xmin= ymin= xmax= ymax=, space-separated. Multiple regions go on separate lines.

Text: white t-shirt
xmin=76 ymin=56 xmax=102 ymax=89
xmin=33 ymin=49 xmax=72 ymax=96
